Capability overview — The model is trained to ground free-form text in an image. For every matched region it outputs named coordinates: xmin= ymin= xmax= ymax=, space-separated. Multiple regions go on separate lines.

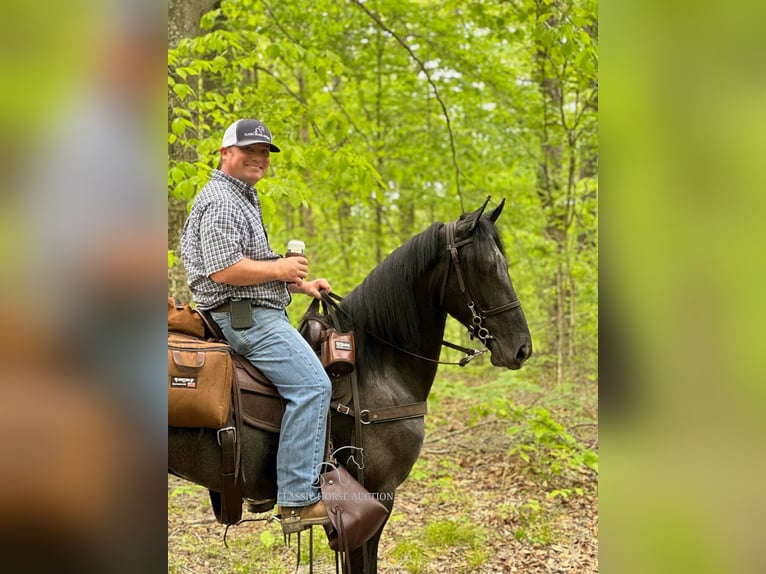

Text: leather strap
xmin=360 ymin=402 xmax=427 ymax=424
xmin=198 ymin=308 xmax=244 ymax=483
xmin=197 ymin=309 xmax=226 ymax=341
xmin=348 ymin=370 xmax=365 ymax=487
xmin=209 ymin=426 xmax=242 ymax=524
xmin=336 ymin=508 xmax=352 ymax=574
xmin=198 ymin=308 xmax=244 ymax=525
xmin=331 ymin=398 xmax=427 ymax=425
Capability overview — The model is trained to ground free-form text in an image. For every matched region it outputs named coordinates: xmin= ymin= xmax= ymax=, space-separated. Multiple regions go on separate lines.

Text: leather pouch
xmin=298 ymin=298 xmax=330 ymax=353
xmin=321 ymin=330 xmax=356 ymax=374
xmin=320 ymin=463 xmax=389 ymax=554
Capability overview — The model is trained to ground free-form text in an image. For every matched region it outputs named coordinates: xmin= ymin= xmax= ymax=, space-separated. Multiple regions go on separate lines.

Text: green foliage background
xmin=167 ymin=2 xmax=597 ymax=569
xmin=168 ymin=0 xmax=598 ymax=386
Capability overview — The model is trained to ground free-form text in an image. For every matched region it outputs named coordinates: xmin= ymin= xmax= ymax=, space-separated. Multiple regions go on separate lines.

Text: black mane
xmin=342 ymin=222 xmax=444 ymax=347
xmin=340 ymin=216 xmax=505 ymax=350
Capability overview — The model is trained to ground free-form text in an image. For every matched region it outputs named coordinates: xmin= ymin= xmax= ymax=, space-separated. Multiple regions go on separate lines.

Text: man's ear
xmin=218 ymin=147 xmax=229 ymax=167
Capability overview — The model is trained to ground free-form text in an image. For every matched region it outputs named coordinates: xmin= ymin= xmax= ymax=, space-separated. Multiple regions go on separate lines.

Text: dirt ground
xmin=168 ymin=383 xmax=598 ymax=573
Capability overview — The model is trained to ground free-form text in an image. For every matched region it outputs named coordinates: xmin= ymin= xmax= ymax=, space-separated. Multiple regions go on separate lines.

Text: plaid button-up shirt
xmin=181 ymin=170 xmax=290 ymax=311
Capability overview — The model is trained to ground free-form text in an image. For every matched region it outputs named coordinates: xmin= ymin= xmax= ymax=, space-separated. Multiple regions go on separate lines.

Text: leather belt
xmin=209 ymin=299 xmax=256 ymax=314
xmin=209 ymin=301 xmax=231 ymax=313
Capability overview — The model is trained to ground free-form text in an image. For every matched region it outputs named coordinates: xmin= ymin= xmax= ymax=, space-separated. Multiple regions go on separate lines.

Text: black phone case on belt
xmin=229 ymin=299 xmax=253 ymax=330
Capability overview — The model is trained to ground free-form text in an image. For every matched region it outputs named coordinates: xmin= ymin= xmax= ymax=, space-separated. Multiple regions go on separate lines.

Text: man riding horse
xmin=180 ymin=119 xmax=332 ymax=535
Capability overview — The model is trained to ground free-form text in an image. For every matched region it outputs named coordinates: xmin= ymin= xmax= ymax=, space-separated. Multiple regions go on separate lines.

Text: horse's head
xmin=440 ymin=198 xmax=532 ymax=370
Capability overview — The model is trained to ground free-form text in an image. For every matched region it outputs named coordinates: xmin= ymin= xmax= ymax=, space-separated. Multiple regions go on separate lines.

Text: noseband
xmin=439 ymin=221 xmax=522 ymax=344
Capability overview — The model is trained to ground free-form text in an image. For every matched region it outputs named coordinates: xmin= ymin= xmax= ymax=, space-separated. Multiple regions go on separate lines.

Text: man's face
xmin=220 ymin=143 xmax=271 ymax=185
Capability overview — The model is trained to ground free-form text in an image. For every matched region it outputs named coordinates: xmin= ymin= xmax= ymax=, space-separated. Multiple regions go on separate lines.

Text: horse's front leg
xmin=348 ymin=526 xmax=382 ymax=574
xmin=346 ymin=491 xmax=394 ymax=574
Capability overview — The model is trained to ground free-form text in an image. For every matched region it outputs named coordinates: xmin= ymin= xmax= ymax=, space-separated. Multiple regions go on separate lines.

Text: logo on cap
xmin=243 ymin=124 xmax=269 ymax=140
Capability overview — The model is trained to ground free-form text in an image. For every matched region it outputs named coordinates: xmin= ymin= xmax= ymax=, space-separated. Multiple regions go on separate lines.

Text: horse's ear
xmin=485 ymin=198 xmax=505 ymax=223
xmin=455 ymin=196 xmax=491 ymax=238
xmin=468 ymin=195 xmax=492 ymax=233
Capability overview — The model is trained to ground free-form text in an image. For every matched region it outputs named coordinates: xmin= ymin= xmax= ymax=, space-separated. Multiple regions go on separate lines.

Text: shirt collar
xmin=211 ymin=169 xmax=257 ymax=198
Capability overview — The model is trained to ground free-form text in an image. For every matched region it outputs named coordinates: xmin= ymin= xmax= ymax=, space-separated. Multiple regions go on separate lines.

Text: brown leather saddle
xmin=191 ymin=301 xmax=424 ymax=527
xmin=198 ymin=309 xmax=351 ymax=435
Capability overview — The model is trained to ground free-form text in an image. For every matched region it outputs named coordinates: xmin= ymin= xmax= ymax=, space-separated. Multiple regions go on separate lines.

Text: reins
xmin=319 ymin=290 xmax=485 ymax=367
xmin=319 ymin=218 xmax=522 ymax=366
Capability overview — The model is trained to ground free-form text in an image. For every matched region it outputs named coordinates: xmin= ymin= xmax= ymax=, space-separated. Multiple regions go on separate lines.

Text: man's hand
xmin=290 ymin=278 xmax=332 ymax=299
xmin=275 ymin=256 xmax=309 ymax=284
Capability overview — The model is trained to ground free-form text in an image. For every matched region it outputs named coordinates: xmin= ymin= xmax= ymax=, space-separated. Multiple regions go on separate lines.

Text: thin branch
xmin=351 ymin=0 xmax=465 ymax=211
xmin=261 ymin=0 xmax=301 ymax=46
xmin=327 ymin=89 xmax=374 ymax=151
xmin=254 ymin=65 xmax=306 ymax=106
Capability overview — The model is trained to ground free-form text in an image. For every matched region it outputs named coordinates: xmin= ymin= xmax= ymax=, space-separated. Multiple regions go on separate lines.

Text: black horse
xmin=169 ymin=199 xmax=532 ymax=572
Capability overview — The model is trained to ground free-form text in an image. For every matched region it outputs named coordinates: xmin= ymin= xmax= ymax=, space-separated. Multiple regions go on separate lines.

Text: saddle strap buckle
xmin=217 ymin=426 xmax=236 ymax=446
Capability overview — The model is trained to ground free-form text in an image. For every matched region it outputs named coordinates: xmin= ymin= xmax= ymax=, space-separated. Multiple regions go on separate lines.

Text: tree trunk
xmin=167 ymin=0 xmax=218 ymax=301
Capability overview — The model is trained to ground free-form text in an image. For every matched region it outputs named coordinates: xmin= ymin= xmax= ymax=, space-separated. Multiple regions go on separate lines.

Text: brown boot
xmin=279 ymin=501 xmax=331 ymax=534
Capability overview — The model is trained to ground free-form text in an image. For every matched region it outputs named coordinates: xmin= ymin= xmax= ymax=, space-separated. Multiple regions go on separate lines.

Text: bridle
xmin=439 ymin=220 xmax=522 ymax=344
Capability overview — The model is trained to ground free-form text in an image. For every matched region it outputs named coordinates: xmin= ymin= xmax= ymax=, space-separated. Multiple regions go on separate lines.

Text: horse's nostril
xmin=517 ymin=344 xmax=531 ymax=362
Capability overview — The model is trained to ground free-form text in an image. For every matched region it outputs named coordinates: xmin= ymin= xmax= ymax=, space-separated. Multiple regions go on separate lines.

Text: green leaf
xmin=200 ymin=8 xmax=221 ymax=30
xmin=171 ymin=117 xmax=187 ymax=136
xmin=259 ymin=530 xmax=275 ymax=548
xmin=169 ymin=165 xmax=184 ymax=185
xmin=259 ymin=193 xmax=276 ymax=225
xmin=173 ymin=83 xmax=193 ymax=100
xmin=172 ymin=180 xmax=196 ymax=201
xmin=266 ymin=44 xmax=281 ymax=59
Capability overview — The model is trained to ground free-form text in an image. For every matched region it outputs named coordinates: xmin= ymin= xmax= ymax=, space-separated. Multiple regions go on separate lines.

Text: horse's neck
xmin=342 ymin=227 xmax=450 ymax=402
xmin=348 ymin=286 xmax=448 ymax=404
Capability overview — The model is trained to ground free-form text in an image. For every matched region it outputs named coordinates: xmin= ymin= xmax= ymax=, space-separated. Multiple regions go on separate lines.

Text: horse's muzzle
xmin=488 ymin=339 xmax=532 ymax=370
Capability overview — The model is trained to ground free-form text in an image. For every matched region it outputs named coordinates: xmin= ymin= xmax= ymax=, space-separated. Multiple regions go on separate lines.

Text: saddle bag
xmin=168 ymin=333 xmax=233 ymax=428
xmin=168 ymin=296 xmax=205 ymax=338
xmin=320 ymin=463 xmax=389 ymax=555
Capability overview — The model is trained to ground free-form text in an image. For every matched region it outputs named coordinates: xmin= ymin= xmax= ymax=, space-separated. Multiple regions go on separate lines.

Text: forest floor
xmin=168 ymin=371 xmax=598 ymax=573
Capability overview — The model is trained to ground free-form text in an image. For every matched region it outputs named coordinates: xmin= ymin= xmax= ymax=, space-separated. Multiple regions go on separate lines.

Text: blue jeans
xmin=211 ymin=306 xmax=331 ymax=507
